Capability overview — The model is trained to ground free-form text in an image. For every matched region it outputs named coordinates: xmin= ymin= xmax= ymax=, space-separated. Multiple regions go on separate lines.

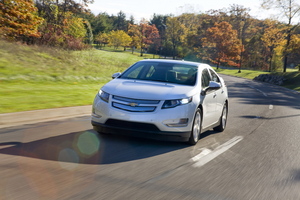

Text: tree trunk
xmin=283 ymin=56 xmax=288 ymax=72
xmin=172 ymin=44 xmax=176 ymax=60
xmin=140 ymin=48 xmax=143 ymax=56
xmin=283 ymin=28 xmax=292 ymax=72
xmin=269 ymin=59 xmax=272 ymax=72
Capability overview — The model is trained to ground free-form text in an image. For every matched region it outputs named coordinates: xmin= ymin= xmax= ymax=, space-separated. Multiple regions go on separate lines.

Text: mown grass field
xmin=0 ymin=40 xmax=299 ymax=114
xmin=0 ymin=40 xmax=153 ymax=113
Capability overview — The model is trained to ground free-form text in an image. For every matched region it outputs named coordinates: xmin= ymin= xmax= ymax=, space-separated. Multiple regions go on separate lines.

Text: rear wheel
xmin=188 ymin=108 xmax=202 ymax=145
xmin=213 ymin=103 xmax=228 ymax=132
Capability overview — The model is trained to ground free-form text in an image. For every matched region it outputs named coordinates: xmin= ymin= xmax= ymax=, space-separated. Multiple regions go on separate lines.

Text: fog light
xmin=164 ymin=118 xmax=189 ymax=127
xmin=92 ymin=113 xmax=102 ymax=118
xmin=92 ymin=109 xmax=102 ymax=118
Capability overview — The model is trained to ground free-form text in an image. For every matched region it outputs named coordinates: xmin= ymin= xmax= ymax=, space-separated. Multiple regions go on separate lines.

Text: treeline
xmin=1 ymin=0 xmax=93 ymax=49
xmin=1 ymin=0 xmax=300 ymax=72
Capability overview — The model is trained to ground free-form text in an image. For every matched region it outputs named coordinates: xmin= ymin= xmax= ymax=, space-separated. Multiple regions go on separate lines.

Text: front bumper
xmin=91 ymin=120 xmax=191 ymax=142
xmin=91 ymin=94 xmax=197 ymax=142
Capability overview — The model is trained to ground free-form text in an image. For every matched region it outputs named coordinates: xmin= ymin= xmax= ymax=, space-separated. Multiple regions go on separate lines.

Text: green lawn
xmin=214 ymin=68 xmax=300 ymax=91
xmin=0 ymin=82 xmax=100 ymax=113
xmin=0 ymin=40 xmax=150 ymax=113
xmin=214 ymin=68 xmax=269 ymax=79
xmin=0 ymin=40 xmax=299 ymax=114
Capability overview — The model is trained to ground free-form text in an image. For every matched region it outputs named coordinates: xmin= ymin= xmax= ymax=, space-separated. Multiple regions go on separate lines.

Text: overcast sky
xmin=87 ymin=0 xmax=277 ymax=21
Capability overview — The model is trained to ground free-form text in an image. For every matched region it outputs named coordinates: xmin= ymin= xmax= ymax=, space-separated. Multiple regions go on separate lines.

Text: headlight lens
xmin=162 ymin=97 xmax=192 ymax=109
xmin=98 ymin=90 xmax=109 ymax=103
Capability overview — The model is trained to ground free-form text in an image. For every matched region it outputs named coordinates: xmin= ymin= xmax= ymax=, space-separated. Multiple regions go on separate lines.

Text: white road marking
xmin=247 ymin=85 xmax=268 ymax=97
xmin=191 ymin=136 xmax=243 ymax=167
xmin=191 ymin=148 xmax=212 ymax=162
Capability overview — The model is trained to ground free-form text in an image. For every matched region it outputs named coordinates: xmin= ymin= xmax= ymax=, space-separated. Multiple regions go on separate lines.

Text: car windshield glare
xmin=119 ymin=61 xmax=198 ymax=86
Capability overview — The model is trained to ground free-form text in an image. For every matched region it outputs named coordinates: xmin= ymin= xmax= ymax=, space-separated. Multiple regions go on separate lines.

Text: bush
xmin=38 ymin=24 xmax=89 ymax=50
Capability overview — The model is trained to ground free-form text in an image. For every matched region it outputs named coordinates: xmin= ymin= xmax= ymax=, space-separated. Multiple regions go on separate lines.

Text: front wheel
xmin=213 ymin=102 xmax=228 ymax=132
xmin=188 ymin=108 xmax=202 ymax=145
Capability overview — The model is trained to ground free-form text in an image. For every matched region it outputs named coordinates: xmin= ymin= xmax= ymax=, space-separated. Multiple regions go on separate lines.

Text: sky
xmin=87 ymin=0 xmax=277 ymax=21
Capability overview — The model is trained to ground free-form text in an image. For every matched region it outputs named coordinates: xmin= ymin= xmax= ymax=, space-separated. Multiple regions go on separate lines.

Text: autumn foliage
xmin=203 ymin=22 xmax=242 ymax=68
xmin=128 ymin=21 xmax=160 ymax=56
xmin=0 ymin=0 xmax=43 ymax=40
xmin=1 ymin=0 xmax=300 ymax=71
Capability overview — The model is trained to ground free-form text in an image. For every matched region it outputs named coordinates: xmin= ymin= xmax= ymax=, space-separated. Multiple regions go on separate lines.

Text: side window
xmin=201 ymin=69 xmax=211 ymax=89
xmin=209 ymin=69 xmax=220 ymax=83
xmin=145 ymin=66 xmax=155 ymax=78
xmin=126 ymin=65 xmax=144 ymax=78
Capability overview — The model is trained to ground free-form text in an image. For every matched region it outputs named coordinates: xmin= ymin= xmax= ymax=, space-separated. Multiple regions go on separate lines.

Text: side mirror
xmin=112 ymin=72 xmax=121 ymax=79
xmin=201 ymin=81 xmax=221 ymax=96
xmin=208 ymin=81 xmax=221 ymax=89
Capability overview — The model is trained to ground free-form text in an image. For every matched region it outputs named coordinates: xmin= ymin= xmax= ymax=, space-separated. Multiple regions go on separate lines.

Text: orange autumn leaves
xmin=0 ymin=0 xmax=43 ymax=39
xmin=202 ymin=21 xmax=243 ymax=68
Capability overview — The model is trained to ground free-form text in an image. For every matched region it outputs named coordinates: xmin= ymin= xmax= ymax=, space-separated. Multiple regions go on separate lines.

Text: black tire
xmin=213 ymin=102 xmax=228 ymax=132
xmin=188 ymin=108 xmax=202 ymax=145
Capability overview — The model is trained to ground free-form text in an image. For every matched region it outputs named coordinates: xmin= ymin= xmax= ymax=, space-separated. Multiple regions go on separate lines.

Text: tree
xmin=35 ymin=0 xmax=93 ymax=24
xmin=91 ymin=12 xmax=113 ymax=35
xmin=63 ymin=12 xmax=86 ymax=39
xmin=0 ymin=0 xmax=43 ymax=40
xmin=107 ymin=30 xmax=132 ymax=50
xmin=261 ymin=22 xmax=286 ymax=71
xmin=261 ymin=0 xmax=300 ymax=72
xmin=285 ymin=34 xmax=300 ymax=70
xmin=203 ymin=21 xmax=242 ymax=69
xmin=95 ymin=32 xmax=108 ymax=49
xmin=113 ymin=11 xmax=128 ymax=31
xmin=128 ymin=24 xmax=141 ymax=53
xmin=83 ymin=19 xmax=93 ymax=45
xmin=129 ymin=15 xmax=135 ymax=25
xmin=177 ymin=13 xmax=201 ymax=59
xmin=150 ymin=14 xmax=169 ymax=56
xmin=228 ymin=4 xmax=251 ymax=72
xmin=129 ymin=20 xmax=160 ymax=56
xmin=166 ymin=16 xmax=187 ymax=59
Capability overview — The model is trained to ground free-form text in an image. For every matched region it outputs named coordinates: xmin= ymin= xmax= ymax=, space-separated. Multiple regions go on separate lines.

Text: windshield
xmin=119 ymin=61 xmax=198 ymax=86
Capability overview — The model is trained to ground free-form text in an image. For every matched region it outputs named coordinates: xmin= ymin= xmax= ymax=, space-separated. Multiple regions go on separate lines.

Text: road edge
xmin=0 ymin=105 xmax=92 ymax=129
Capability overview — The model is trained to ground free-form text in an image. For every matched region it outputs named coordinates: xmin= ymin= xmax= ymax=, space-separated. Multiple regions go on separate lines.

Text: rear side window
xmin=201 ymin=68 xmax=211 ymax=89
xmin=209 ymin=69 xmax=220 ymax=83
xmin=126 ymin=65 xmax=144 ymax=79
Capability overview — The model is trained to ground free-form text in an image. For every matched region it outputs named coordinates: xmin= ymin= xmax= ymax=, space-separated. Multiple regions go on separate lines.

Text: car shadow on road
xmin=199 ymin=130 xmax=219 ymax=139
xmin=0 ymin=130 xmax=189 ymax=165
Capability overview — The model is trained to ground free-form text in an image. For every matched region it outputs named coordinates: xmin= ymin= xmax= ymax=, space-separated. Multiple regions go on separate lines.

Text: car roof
xmin=138 ymin=59 xmax=210 ymax=68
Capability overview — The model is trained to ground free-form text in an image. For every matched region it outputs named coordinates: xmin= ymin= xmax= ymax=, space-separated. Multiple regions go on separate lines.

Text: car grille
xmin=112 ymin=95 xmax=160 ymax=112
xmin=105 ymin=119 xmax=160 ymax=132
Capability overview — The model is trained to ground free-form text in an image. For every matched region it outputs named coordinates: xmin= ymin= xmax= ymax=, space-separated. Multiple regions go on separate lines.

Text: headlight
xmin=162 ymin=97 xmax=192 ymax=109
xmin=98 ymin=90 xmax=109 ymax=103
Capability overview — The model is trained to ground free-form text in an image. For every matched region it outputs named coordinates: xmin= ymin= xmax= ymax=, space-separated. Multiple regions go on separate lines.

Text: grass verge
xmin=215 ymin=68 xmax=300 ymax=92
xmin=0 ymin=82 xmax=100 ymax=113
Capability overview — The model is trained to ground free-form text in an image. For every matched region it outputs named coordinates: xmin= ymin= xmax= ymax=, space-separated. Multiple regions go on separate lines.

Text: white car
xmin=91 ymin=59 xmax=228 ymax=145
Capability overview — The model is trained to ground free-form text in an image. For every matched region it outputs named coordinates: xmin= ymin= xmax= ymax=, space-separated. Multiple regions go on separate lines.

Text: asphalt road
xmin=0 ymin=75 xmax=300 ymax=200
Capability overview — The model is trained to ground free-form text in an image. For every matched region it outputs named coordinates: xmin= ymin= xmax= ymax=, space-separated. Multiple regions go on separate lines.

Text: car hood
xmin=101 ymin=79 xmax=197 ymax=100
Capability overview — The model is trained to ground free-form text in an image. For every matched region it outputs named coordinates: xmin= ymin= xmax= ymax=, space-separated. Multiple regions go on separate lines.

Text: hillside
xmin=0 ymin=40 xmax=148 ymax=113
xmin=0 ymin=40 xmax=299 ymax=114
xmin=0 ymin=40 xmax=145 ymax=83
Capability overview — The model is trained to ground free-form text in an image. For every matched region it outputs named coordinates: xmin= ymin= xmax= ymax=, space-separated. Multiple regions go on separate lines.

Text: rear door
xmin=209 ymin=69 xmax=226 ymax=119
xmin=200 ymin=68 xmax=218 ymax=128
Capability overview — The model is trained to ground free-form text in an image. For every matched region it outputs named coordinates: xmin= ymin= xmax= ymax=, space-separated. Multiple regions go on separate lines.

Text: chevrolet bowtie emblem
xmin=128 ymin=102 xmax=138 ymax=107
